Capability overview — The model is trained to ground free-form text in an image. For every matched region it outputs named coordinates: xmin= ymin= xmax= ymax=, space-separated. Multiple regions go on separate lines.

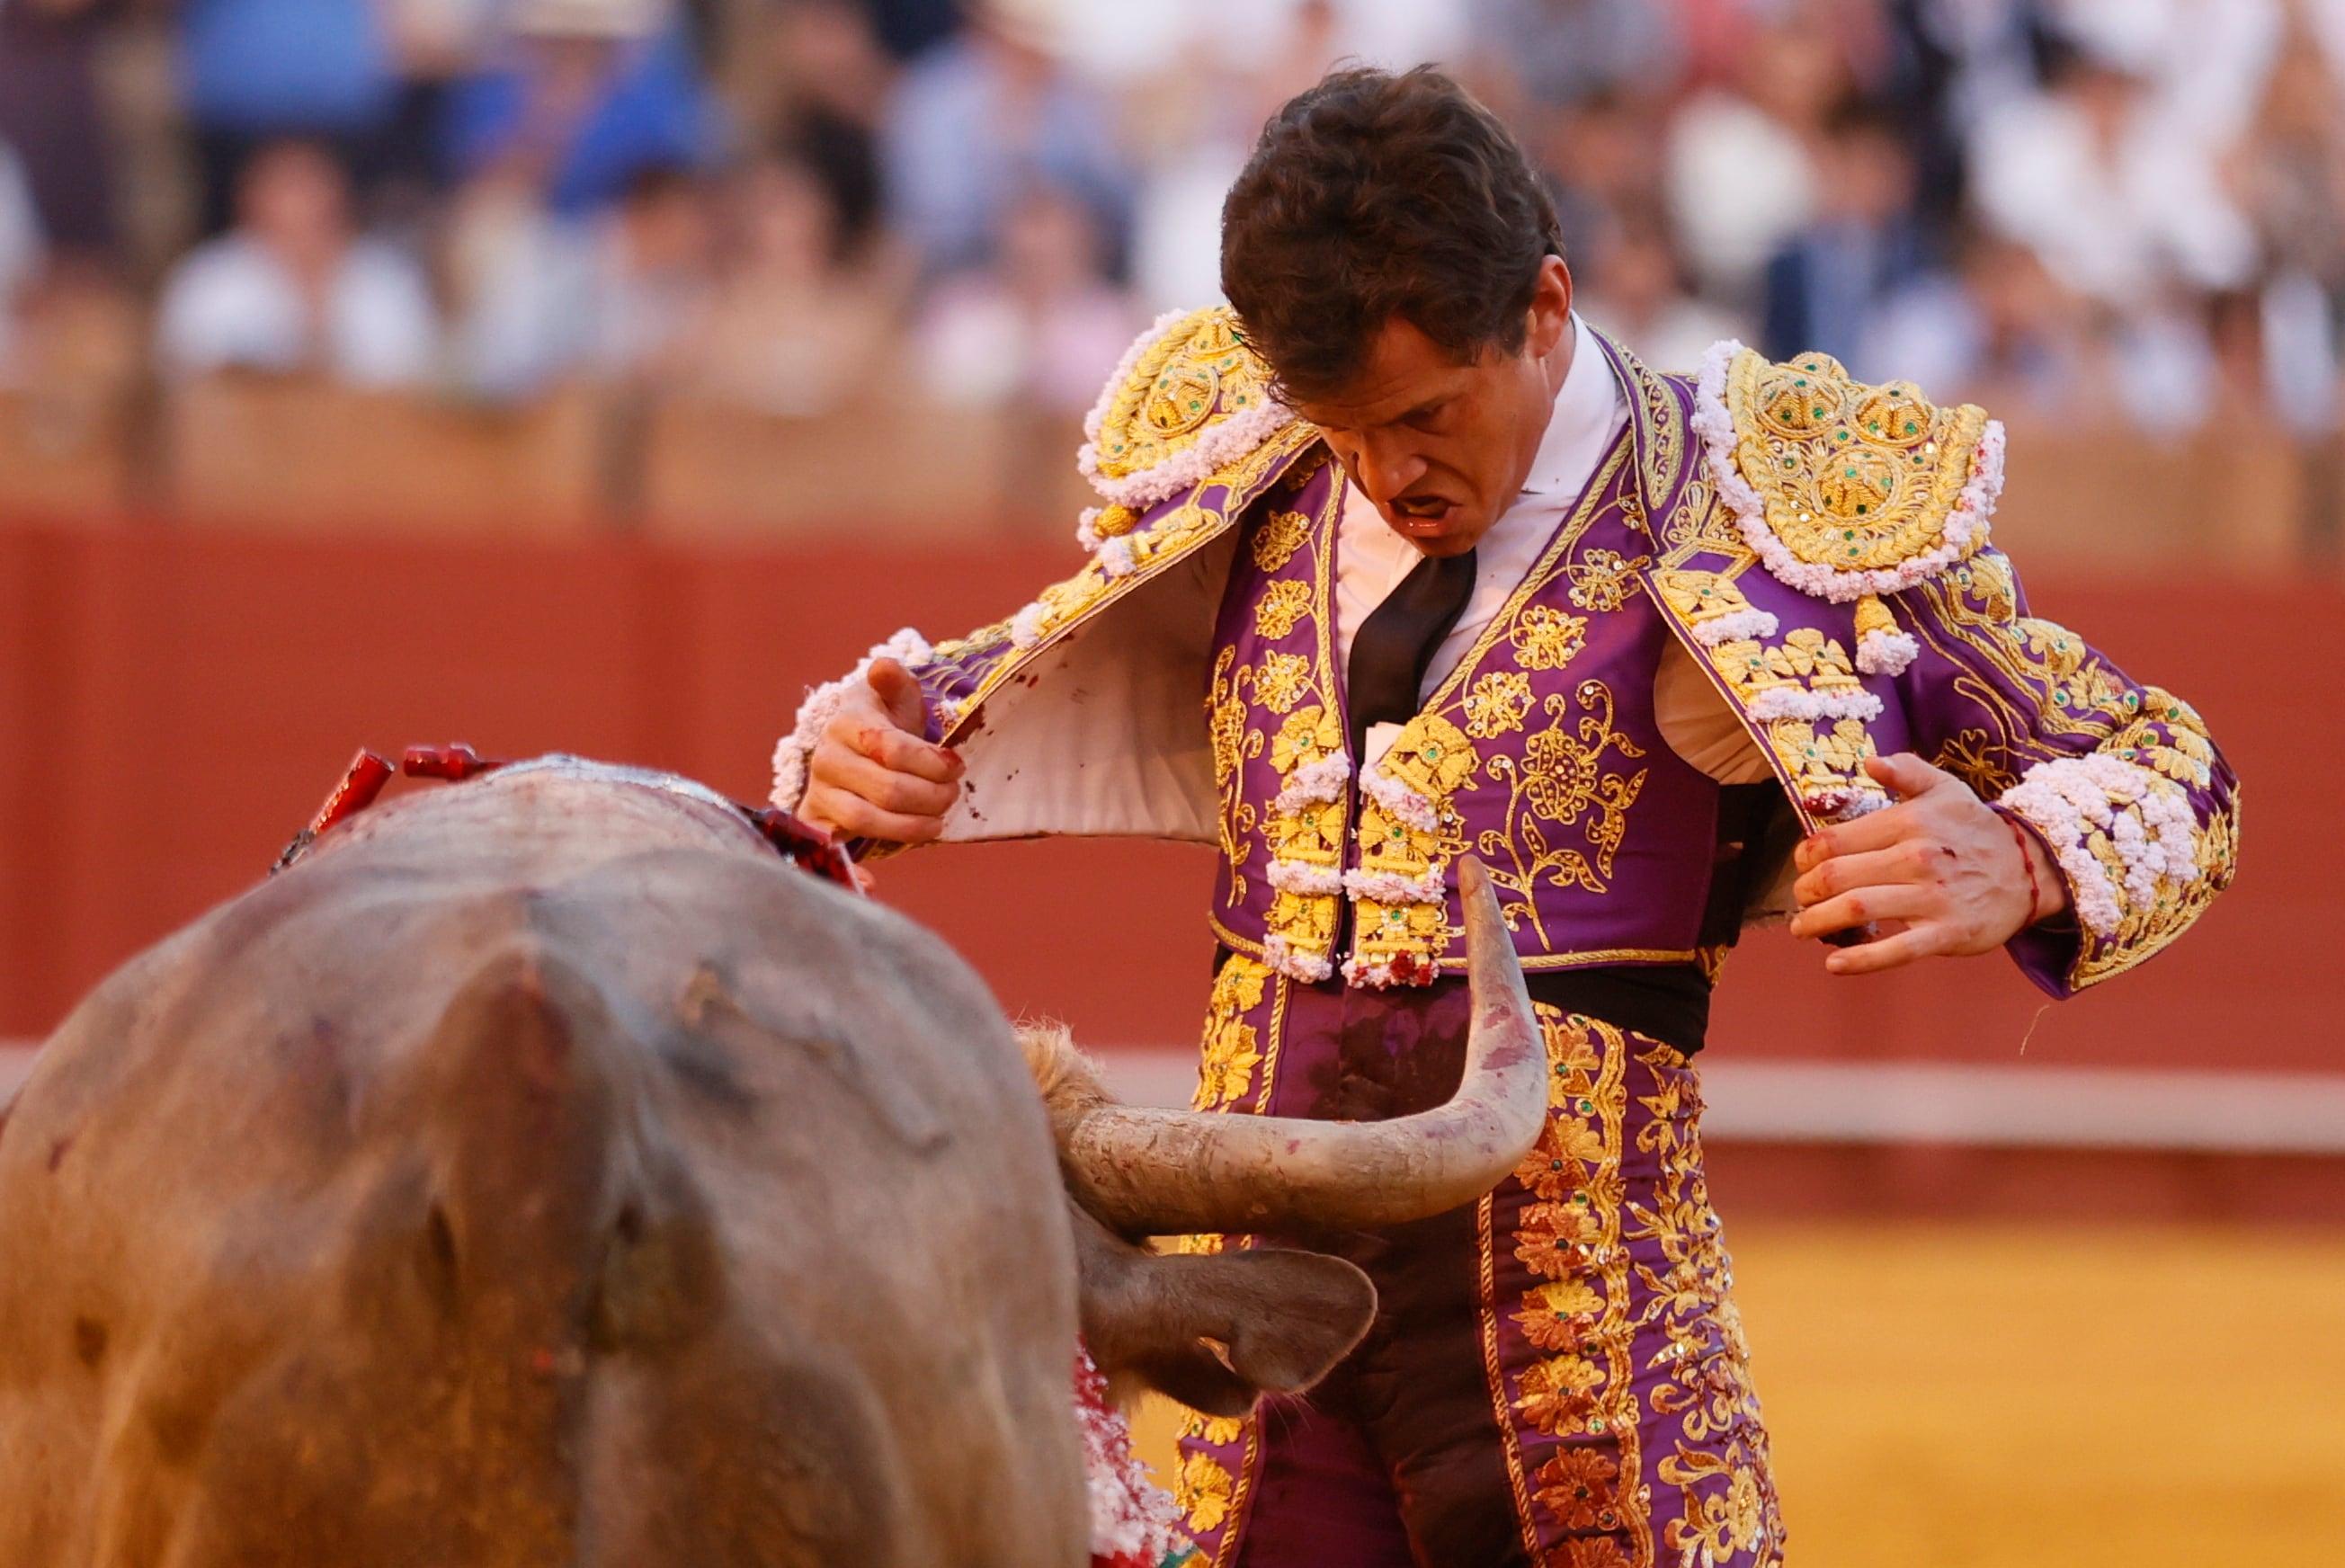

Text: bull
xmin=0 ymin=758 xmax=1543 ymax=1566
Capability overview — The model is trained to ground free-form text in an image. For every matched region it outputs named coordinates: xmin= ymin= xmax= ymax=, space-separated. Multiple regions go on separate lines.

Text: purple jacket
xmin=773 ymin=310 xmax=2238 ymax=999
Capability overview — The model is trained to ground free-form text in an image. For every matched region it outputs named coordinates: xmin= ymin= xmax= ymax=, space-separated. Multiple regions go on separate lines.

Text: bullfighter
xmin=770 ymin=67 xmax=2238 ymax=1568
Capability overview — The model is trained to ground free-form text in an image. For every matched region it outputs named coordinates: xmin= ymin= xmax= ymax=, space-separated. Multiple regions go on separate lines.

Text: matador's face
xmin=1285 ymin=257 xmax=1575 ymax=560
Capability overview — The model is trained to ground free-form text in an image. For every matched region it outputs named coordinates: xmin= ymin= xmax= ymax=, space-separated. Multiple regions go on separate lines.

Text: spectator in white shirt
xmin=155 ymin=138 xmax=438 ymax=386
xmin=1968 ymin=41 xmax=2258 ymax=311
xmin=1662 ymin=22 xmax=1847 ymax=302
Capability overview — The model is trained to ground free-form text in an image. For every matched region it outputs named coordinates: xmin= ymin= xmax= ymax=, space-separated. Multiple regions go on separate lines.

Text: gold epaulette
xmin=1693 ymin=343 xmax=2002 ymax=605
xmin=1078 ymin=307 xmax=1299 ymax=512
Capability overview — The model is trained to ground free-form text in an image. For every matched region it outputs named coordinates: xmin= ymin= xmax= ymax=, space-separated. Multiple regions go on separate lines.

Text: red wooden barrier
xmin=0 ymin=521 xmax=2331 ymax=1088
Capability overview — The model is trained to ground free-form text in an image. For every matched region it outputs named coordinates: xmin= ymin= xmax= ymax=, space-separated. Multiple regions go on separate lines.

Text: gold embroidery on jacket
xmin=1252 ymin=509 xmax=1312 ymax=573
xmin=1465 ymin=671 xmax=1538 ymax=738
xmin=1933 ymin=726 xmax=2019 ymax=799
xmin=1767 ymin=717 xmax=1880 ymax=805
xmin=1709 ymin=626 xmax=1863 ymax=700
xmin=1173 ymin=1433 xmax=1239 ymax=1537
xmin=928 ymin=619 xmax=1011 ymax=664
xmin=1660 ymin=475 xmax=1746 ymax=560
xmin=1565 ymin=547 xmax=1650 ymax=612
xmin=1653 ymin=567 xmax=1743 ymax=628
xmin=1480 ymin=682 xmax=1651 ymax=945
xmin=1622 ymin=342 xmax=1687 ymax=506
xmin=2110 ymin=687 xmax=2217 ymax=788
xmin=1351 ymin=714 xmax=1477 ymax=977
xmin=1914 ymin=551 xmax=2134 ymax=740
xmin=1253 ymin=578 xmax=1314 ymax=638
xmin=1252 ymin=651 xmax=1311 ymax=713
xmin=1218 ymin=470 xmax=1349 ymax=963
xmin=1514 ymin=605 xmax=1592 ymax=671
xmin=1208 ymin=645 xmax=1262 ymax=904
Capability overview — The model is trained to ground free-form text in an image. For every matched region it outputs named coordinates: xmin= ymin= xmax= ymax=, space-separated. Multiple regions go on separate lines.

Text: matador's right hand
xmin=798 ymin=657 xmax=964 ymax=846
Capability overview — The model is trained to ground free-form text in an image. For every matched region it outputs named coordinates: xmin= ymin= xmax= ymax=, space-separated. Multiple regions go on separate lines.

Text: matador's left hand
xmin=1788 ymin=753 xmax=2067 ymax=976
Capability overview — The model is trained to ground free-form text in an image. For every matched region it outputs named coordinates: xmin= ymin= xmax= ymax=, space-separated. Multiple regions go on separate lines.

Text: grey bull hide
xmin=0 ymin=761 xmax=1545 ymax=1567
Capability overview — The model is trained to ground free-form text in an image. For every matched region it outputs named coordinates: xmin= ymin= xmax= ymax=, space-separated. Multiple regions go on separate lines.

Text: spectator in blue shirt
xmin=177 ymin=0 xmax=400 ymax=236
xmin=441 ymin=4 xmax=723 ymax=220
xmin=1761 ymin=97 xmax=1936 ymax=378
xmin=880 ymin=0 xmax=1132 ymax=280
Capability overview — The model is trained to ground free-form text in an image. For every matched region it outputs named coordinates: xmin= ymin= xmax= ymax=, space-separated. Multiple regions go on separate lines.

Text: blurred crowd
xmin=5 ymin=0 xmax=2345 ymax=449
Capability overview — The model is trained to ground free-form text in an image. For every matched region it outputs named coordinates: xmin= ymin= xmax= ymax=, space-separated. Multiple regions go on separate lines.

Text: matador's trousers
xmin=1168 ymin=962 xmax=1786 ymax=1568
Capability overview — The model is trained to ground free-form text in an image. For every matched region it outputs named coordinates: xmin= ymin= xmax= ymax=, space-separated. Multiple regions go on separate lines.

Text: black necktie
xmin=1347 ymin=547 xmax=1478 ymax=762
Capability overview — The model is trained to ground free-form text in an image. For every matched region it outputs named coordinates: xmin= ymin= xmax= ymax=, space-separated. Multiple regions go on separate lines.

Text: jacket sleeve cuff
xmin=1993 ymin=753 xmax=2203 ymax=996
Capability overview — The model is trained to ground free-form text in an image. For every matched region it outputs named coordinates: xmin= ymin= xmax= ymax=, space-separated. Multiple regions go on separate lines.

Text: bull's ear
xmin=1070 ymin=1203 xmax=1375 ymax=1417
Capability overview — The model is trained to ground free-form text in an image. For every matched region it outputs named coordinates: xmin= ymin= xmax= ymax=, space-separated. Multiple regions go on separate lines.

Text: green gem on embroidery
xmin=1813 ymin=405 xmax=1827 ymax=418
xmin=1424 ymin=744 xmax=1442 ymax=759
xmin=1835 ymin=431 xmax=1849 ymax=441
xmin=1856 ymin=503 xmax=1868 ymax=514
xmin=1794 ymin=378 xmax=1807 ymax=388
xmin=1905 ymin=421 xmax=1920 ymax=434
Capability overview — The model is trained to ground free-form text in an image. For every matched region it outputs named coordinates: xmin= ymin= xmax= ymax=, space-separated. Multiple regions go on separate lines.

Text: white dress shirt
xmin=1333 ymin=315 xmax=1770 ymax=784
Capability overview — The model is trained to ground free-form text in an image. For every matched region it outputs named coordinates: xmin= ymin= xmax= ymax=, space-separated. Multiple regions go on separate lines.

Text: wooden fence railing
xmin=4 ymin=373 xmax=2341 ymax=566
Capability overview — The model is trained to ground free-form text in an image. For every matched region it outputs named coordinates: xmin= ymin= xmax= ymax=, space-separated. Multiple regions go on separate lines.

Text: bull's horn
xmin=1059 ymin=856 xmax=1547 ymax=1236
